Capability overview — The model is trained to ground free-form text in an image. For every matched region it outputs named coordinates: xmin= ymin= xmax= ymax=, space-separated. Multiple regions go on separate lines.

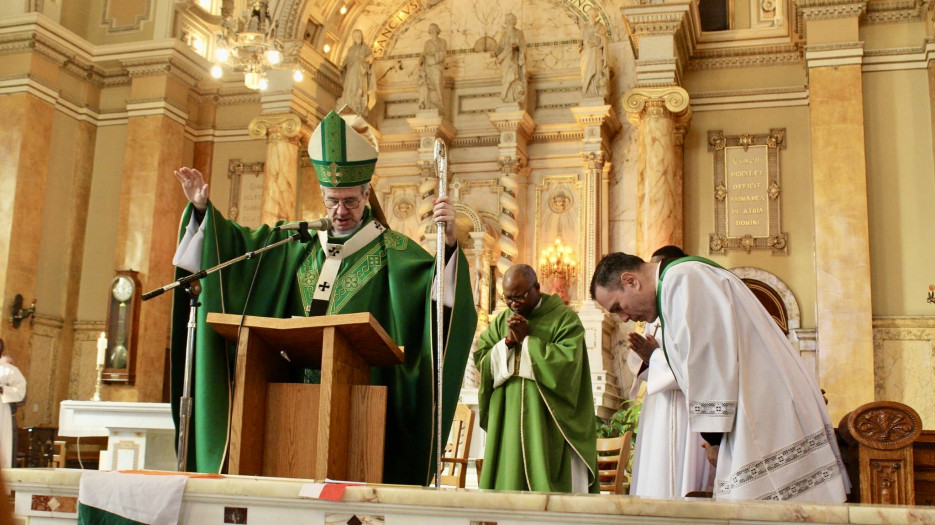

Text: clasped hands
xmin=505 ymin=314 xmax=528 ymax=347
xmin=627 ymin=331 xmax=659 ymax=363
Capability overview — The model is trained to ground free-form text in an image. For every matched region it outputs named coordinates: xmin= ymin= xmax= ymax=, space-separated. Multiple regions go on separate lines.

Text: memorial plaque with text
xmin=708 ymin=129 xmax=788 ymax=254
xmin=726 ymin=145 xmax=769 ymax=238
xmin=228 ymin=159 xmax=265 ymax=229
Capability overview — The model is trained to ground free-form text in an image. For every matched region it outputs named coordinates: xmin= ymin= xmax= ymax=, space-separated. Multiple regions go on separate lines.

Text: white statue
xmin=491 ymin=13 xmax=527 ymax=106
xmin=418 ymin=23 xmax=447 ymax=114
xmin=340 ymin=29 xmax=376 ymax=118
xmin=579 ymin=7 xmax=610 ymax=100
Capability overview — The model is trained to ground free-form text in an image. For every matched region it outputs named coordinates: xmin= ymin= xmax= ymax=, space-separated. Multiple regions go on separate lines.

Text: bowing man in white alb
xmin=625 ymin=246 xmax=713 ymax=498
xmin=592 ymin=253 xmax=849 ymax=502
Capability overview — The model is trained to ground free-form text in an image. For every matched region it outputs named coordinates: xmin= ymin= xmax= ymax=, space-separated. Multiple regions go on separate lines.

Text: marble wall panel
xmin=872 ymin=317 xmax=935 ymax=427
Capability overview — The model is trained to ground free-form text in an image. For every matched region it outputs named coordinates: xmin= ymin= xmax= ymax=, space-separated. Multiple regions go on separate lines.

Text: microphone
xmin=273 ymin=217 xmax=332 ymax=232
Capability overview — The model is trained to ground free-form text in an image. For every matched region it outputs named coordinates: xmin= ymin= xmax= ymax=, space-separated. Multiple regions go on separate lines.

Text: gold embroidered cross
xmin=328 ymin=162 xmax=341 ymax=185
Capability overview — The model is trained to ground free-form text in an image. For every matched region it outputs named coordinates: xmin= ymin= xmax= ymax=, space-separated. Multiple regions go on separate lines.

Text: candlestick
xmin=96 ymin=332 xmax=107 ymax=367
xmin=91 ymin=364 xmax=102 ymax=402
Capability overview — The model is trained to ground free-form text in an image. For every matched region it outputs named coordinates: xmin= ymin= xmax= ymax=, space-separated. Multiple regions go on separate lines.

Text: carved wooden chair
xmin=433 ymin=404 xmax=475 ymax=488
xmin=837 ymin=400 xmax=933 ymax=505
xmin=597 ymin=431 xmax=632 ymax=494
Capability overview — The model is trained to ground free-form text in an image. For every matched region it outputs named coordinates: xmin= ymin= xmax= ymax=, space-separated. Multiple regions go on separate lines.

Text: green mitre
xmin=308 ymin=110 xmax=378 ymax=188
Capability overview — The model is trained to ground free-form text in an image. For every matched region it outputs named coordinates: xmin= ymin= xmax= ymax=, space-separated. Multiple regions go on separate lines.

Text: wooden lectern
xmin=206 ymin=312 xmax=404 ymax=483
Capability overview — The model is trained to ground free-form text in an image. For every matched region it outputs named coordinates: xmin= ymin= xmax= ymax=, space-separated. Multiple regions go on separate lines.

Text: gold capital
xmin=248 ymin=114 xmax=304 ymax=142
xmin=622 ymin=86 xmax=690 ymax=125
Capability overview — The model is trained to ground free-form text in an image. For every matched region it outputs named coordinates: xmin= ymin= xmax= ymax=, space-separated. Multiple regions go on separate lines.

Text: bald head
xmin=502 ymin=264 xmax=541 ymax=316
xmin=504 ymin=264 xmax=537 ymax=284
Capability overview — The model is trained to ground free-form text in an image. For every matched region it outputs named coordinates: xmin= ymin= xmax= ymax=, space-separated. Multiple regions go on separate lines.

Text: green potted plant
xmin=596 ymin=399 xmax=641 ymax=439
xmin=594 ymin=399 xmax=642 ymax=493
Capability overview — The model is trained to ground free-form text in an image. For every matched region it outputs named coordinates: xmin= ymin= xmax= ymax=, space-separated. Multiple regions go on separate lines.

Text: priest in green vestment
xmin=474 ymin=264 xmax=598 ymax=493
xmin=169 ymin=109 xmax=477 ymax=485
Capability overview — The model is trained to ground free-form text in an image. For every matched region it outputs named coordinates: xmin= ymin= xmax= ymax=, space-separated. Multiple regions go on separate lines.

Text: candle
xmin=97 ymin=332 xmax=107 ymax=367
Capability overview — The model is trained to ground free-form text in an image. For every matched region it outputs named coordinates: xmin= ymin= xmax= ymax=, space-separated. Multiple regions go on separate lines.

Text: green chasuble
xmin=474 ymin=294 xmax=599 ymax=493
xmin=170 ymin=203 xmax=477 ymax=485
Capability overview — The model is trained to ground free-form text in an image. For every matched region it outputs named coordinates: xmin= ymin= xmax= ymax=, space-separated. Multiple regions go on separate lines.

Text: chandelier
xmin=539 ymin=238 xmax=577 ymax=283
xmin=210 ymin=1 xmax=303 ymax=90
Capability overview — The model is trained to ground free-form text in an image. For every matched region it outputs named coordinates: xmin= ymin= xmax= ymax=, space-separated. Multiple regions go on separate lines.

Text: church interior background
xmin=1 ymin=0 xmax=935 ymax=500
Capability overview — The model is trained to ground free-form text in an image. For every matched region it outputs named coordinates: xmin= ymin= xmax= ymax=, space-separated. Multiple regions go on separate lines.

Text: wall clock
xmin=104 ymin=270 xmax=141 ymax=384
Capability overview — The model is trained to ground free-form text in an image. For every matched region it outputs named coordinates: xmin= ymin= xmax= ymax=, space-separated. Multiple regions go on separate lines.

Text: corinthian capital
xmin=497 ymin=157 xmax=525 ymax=174
xmin=248 ymin=114 xmax=305 ymax=142
xmin=582 ymin=151 xmax=605 ymax=171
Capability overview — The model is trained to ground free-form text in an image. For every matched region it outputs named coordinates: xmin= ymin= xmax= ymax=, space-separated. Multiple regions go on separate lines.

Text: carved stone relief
xmin=380 ymin=184 xmax=421 ymax=242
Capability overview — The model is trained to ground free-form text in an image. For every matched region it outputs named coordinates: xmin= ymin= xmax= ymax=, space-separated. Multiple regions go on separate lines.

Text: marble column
xmin=570 ymin=103 xmax=622 ymax=420
xmin=115 ymin=102 xmax=187 ymax=402
xmin=797 ymin=2 xmax=874 ymax=420
xmin=495 ymin=157 xmax=525 ymax=275
xmin=54 ymin=119 xmax=98 ymax=421
xmin=623 ymin=86 xmax=691 ymax=259
xmin=570 ymin=104 xmax=621 ymax=291
xmin=488 ymin=109 xmax=535 ymax=273
xmin=406 ymin=110 xmax=455 ymax=247
xmin=249 ymin=114 xmax=305 ymax=224
xmin=0 ymin=91 xmax=54 ymax=423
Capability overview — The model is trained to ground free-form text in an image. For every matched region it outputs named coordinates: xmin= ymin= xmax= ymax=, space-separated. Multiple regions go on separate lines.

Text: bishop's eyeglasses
xmin=323 ymin=196 xmax=363 ymax=210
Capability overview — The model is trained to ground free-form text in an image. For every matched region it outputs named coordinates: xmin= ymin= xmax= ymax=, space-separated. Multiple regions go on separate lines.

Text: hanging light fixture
xmin=211 ymin=1 xmax=295 ymax=90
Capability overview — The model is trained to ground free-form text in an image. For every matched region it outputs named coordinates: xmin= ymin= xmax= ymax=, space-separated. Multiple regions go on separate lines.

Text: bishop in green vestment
xmin=170 ymin=109 xmax=477 ymax=485
xmin=474 ymin=264 xmax=598 ymax=493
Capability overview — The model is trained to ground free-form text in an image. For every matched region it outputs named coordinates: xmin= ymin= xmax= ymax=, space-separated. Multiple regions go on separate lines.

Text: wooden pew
xmin=837 ymin=400 xmax=935 ymax=505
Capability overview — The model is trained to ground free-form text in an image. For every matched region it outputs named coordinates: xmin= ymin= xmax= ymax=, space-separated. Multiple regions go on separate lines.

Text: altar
xmin=58 ymin=401 xmax=177 ymax=471
xmin=6 ymin=468 xmax=933 ymax=525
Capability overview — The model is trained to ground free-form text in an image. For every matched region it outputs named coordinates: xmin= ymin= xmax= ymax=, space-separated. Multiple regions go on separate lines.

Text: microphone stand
xmin=142 ymin=224 xmax=313 ymax=472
